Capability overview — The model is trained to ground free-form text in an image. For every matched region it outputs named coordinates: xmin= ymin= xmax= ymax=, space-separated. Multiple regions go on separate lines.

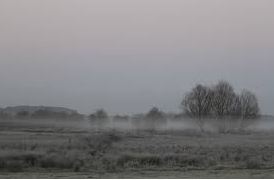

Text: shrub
xmin=39 ymin=153 xmax=74 ymax=169
xmin=245 ymin=158 xmax=263 ymax=169
xmin=5 ymin=160 xmax=24 ymax=172
xmin=117 ymin=154 xmax=161 ymax=168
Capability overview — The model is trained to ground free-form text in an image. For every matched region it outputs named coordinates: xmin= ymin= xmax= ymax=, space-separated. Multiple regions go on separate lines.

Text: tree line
xmin=0 ymin=109 xmax=83 ymax=120
xmin=0 ymin=80 xmax=260 ymax=132
xmin=88 ymin=80 xmax=260 ymax=132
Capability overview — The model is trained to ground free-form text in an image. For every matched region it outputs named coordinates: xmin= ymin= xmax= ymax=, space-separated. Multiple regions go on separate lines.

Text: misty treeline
xmin=0 ymin=80 xmax=260 ymax=132
xmin=0 ymin=109 xmax=83 ymax=120
xmin=88 ymin=80 xmax=260 ymax=132
xmin=89 ymin=107 xmax=165 ymax=123
xmin=182 ymin=80 xmax=260 ymax=132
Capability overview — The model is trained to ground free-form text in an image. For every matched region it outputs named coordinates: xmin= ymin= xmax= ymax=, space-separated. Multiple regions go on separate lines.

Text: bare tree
xmin=94 ymin=109 xmax=108 ymax=120
xmin=212 ymin=81 xmax=236 ymax=117
xmin=211 ymin=81 xmax=236 ymax=132
xmin=16 ymin=111 xmax=30 ymax=119
xmin=182 ymin=84 xmax=213 ymax=132
xmin=182 ymin=80 xmax=261 ymax=133
xmin=230 ymin=94 xmax=242 ymax=118
xmin=239 ymin=89 xmax=260 ymax=128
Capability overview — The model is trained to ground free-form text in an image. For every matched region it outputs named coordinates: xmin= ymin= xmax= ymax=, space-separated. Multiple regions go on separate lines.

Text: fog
xmin=13 ymin=116 xmax=270 ymax=133
xmin=0 ymin=0 xmax=273 ymax=115
xmin=105 ymin=117 xmax=274 ymax=132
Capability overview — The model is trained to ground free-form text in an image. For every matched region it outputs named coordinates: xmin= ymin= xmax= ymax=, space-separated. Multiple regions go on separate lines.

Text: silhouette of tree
xmin=145 ymin=107 xmax=165 ymax=120
xmin=181 ymin=80 xmax=261 ymax=132
xmin=145 ymin=107 xmax=166 ymax=130
xmin=182 ymin=84 xmax=213 ymax=132
xmin=89 ymin=109 xmax=109 ymax=130
xmin=16 ymin=111 xmax=30 ymax=119
xmin=212 ymin=81 xmax=236 ymax=118
xmin=239 ymin=89 xmax=260 ymax=128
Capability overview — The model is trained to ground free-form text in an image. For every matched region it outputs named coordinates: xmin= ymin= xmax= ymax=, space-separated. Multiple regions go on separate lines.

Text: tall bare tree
xmin=239 ymin=89 xmax=260 ymax=128
xmin=182 ymin=80 xmax=261 ymax=132
xmin=212 ymin=81 xmax=236 ymax=117
xmin=230 ymin=94 xmax=242 ymax=117
xmin=182 ymin=84 xmax=213 ymax=132
xmin=211 ymin=81 xmax=237 ymax=132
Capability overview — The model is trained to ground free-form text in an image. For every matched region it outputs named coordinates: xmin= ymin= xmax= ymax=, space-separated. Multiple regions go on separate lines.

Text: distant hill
xmin=1 ymin=106 xmax=78 ymax=115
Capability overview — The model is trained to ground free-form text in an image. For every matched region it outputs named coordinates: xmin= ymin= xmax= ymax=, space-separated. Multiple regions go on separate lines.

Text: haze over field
xmin=0 ymin=0 xmax=273 ymax=115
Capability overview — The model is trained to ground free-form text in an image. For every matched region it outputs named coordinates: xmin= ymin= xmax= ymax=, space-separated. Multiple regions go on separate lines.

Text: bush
xmin=117 ymin=154 xmax=161 ymax=168
xmin=5 ymin=160 xmax=24 ymax=172
xmin=246 ymin=158 xmax=263 ymax=169
xmin=83 ymin=132 xmax=122 ymax=155
xmin=39 ymin=153 xmax=75 ymax=169
xmin=0 ymin=159 xmax=24 ymax=172
xmin=116 ymin=153 xmax=209 ymax=169
xmin=0 ymin=152 xmax=42 ymax=172
xmin=164 ymin=154 xmax=207 ymax=168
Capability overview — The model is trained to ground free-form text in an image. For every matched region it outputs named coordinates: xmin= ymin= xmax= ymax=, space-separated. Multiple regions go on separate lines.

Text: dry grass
xmin=0 ymin=118 xmax=274 ymax=178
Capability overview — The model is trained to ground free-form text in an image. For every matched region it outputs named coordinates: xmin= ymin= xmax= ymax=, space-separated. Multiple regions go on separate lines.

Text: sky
xmin=0 ymin=0 xmax=273 ymax=115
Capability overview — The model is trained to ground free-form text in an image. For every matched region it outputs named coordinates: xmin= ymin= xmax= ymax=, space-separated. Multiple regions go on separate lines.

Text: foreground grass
xmin=1 ymin=169 xmax=274 ymax=179
xmin=1 ymin=119 xmax=274 ymax=178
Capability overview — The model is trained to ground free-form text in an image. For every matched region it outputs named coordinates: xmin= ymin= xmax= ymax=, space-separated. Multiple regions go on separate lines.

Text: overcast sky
xmin=0 ymin=0 xmax=273 ymax=115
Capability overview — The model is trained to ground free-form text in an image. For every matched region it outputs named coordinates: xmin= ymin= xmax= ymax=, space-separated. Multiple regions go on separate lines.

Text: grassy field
xmin=1 ymin=118 xmax=274 ymax=178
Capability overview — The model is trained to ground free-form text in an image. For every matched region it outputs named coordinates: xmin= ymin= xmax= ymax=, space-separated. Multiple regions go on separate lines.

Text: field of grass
xmin=1 ymin=118 xmax=274 ymax=178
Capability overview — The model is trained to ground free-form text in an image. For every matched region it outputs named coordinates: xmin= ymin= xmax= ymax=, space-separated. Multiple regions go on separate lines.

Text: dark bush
xmin=39 ymin=153 xmax=74 ymax=169
xmin=246 ymin=158 xmax=263 ymax=169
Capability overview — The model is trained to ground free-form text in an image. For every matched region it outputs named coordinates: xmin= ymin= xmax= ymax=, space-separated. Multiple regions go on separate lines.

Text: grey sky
xmin=0 ymin=0 xmax=273 ymax=115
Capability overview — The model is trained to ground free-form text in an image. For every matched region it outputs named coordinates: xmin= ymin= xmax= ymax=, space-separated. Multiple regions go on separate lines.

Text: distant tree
xmin=32 ymin=109 xmax=51 ymax=119
xmin=131 ymin=114 xmax=145 ymax=121
xmin=89 ymin=109 xmax=109 ymax=130
xmin=145 ymin=107 xmax=165 ymax=120
xmin=68 ymin=112 xmax=84 ymax=120
xmin=31 ymin=109 xmax=72 ymax=119
xmin=16 ymin=111 xmax=30 ymax=119
xmin=94 ymin=109 xmax=108 ymax=120
xmin=89 ymin=114 xmax=96 ymax=121
xmin=182 ymin=84 xmax=213 ymax=132
xmin=145 ymin=107 xmax=166 ymax=130
xmin=113 ymin=115 xmax=129 ymax=121
xmin=239 ymin=89 xmax=260 ymax=128
xmin=51 ymin=111 xmax=69 ymax=119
